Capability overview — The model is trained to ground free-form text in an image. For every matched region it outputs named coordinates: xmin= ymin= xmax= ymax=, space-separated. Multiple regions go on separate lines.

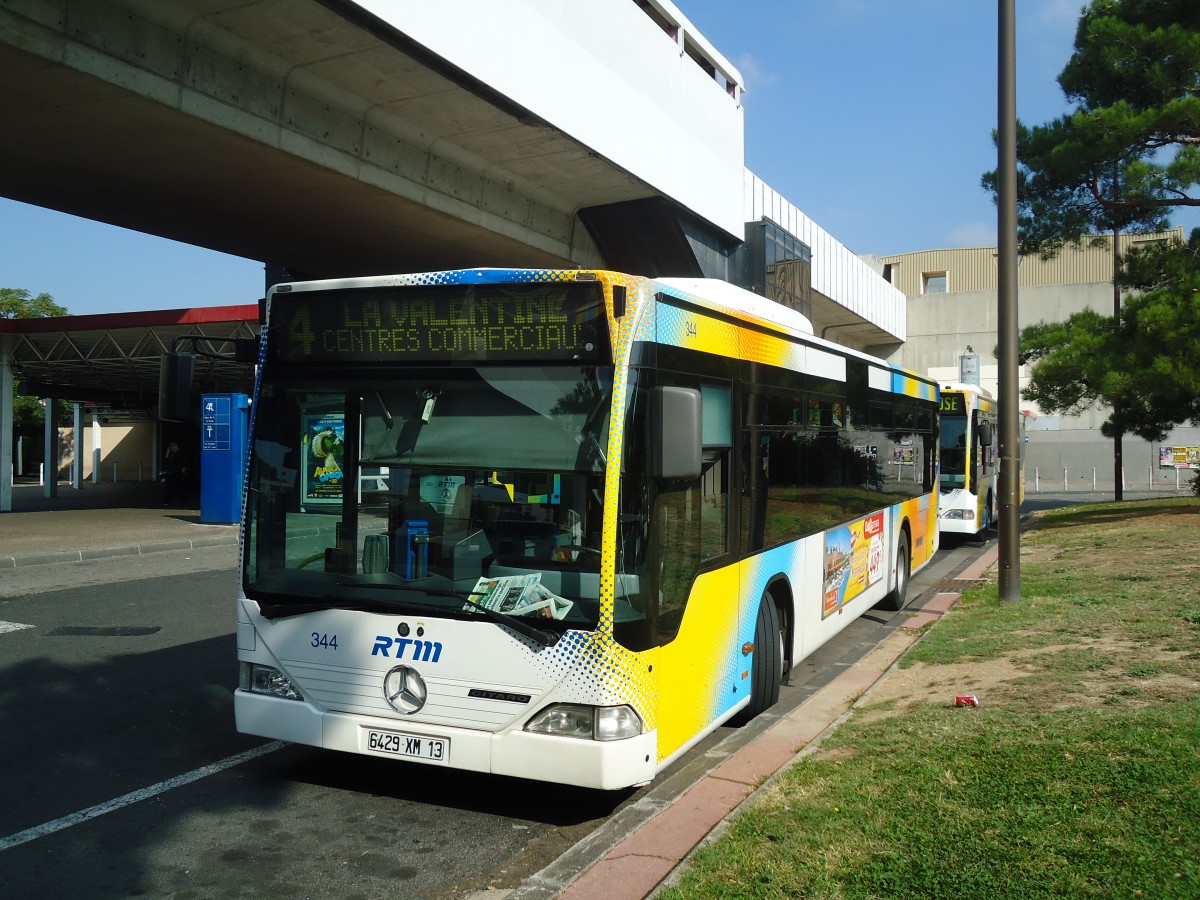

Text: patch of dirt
xmin=854 ymin=637 xmax=1200 ymax=725
xmin=1017 ymin=543 xmax=1060 ymax=565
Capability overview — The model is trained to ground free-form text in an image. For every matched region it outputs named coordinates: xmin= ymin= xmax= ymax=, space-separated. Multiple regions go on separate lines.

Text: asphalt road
xmin=0 ymin=536 xmax=989 ymax=899
xmin=0 ymin=547 xmax=631 ymax=898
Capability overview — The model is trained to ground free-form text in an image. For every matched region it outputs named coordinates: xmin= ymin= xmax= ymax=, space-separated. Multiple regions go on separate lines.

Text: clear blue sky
xmin=687 ymin=0 xmax=1081 ymax=252
xmin=1 ymin=0 xmax=1194 ymax=317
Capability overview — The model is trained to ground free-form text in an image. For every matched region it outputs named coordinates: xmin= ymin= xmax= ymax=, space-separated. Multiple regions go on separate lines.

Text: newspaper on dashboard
xmin=466 ymin=573 xmax=573 ymax=620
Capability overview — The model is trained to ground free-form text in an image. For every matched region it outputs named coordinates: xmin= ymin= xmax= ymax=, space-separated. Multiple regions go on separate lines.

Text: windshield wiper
xmin=256 ymin=594 xmax=407 ymax=620
xmin=349 ymin=583 xmax=561 ymax=647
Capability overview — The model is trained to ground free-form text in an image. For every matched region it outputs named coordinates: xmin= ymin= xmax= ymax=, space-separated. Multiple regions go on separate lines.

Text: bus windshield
xmin=244 ymin=364 xmax=614 ymax=634
xmin=940 ymin=416 xmax=968 ymax=488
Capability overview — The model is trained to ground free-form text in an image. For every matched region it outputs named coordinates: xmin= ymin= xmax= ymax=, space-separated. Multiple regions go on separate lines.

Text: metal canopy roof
xmin=1 ymin=306 xmax=260 ymax=410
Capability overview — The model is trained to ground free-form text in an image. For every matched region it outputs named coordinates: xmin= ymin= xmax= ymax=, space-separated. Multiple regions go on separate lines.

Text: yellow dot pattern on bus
xmin=515 ymin=271 xmax=659 ymax=726
xmin=389 ymin=269 xmax=661 ymax=714
xmin=596 ymin=273 xmax=658 ymax=722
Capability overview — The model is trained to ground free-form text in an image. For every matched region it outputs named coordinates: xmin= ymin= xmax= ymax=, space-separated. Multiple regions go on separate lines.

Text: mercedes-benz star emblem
xmin=383 ymin=665 xmax=427 ymax=715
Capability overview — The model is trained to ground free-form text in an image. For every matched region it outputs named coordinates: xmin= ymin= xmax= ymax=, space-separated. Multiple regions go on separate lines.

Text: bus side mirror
xmin=651 ymin=386 xmax=702 ymax=480
xmin=978 ymin=419 xmax=993 ymax=447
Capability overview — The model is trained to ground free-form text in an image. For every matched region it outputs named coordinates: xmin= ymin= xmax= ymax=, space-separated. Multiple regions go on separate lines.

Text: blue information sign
xmin=200 ymin=393 xmax=249 ymax=524
xmin=201 ymin=396 xmax=232 ymax=451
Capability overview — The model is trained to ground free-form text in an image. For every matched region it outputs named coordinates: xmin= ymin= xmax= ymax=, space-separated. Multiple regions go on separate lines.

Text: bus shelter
xmin=0 ymin=305 xmax=258 ymax=511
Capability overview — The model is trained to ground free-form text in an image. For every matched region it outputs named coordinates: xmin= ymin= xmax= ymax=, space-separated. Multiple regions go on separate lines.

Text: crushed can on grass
xmin=955 ymin=694 xmax=980 ymax=708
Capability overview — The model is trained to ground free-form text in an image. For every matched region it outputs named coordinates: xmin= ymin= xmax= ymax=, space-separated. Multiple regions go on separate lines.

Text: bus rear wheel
xmin=737 ymin=594 xmax=783 ymax=723
xmin=877 ymin=531 xmax=911 ymax=611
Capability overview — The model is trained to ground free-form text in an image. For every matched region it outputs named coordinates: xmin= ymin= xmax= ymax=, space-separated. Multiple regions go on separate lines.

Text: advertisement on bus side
xmin=822 ymin=512 xmax=886 ymax=618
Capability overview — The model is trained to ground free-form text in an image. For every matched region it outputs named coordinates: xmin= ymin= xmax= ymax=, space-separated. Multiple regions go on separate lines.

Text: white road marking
xmin=0 ymin=740 xmax=287 ymax=851
xmin=0 ymin=621 xmax=34 ymax=634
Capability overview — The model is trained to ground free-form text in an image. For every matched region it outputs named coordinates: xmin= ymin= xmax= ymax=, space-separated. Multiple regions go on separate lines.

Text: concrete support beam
xmin=71 ymin=403 xmax=84 ymax=489
xmin=1 ymin=341 xmax=12 ymax=512
xmin=42 ymin=398 xmax=56 ymax=499
xmin=92 ymin=417 xmax=103 ymax=485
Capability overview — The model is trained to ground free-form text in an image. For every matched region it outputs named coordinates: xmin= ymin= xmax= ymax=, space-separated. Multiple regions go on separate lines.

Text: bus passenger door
xmin=643 ymin=382 xmax=743 ymax=756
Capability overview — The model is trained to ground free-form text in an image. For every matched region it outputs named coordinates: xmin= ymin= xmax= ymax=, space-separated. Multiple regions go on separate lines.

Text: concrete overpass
xmin=1 ymin=0 xmax=741 ymax=279
xmin=1 ymin=0 xmax=909 ymax=509
xmin=0 ymin=0 xmax=903 ymax=337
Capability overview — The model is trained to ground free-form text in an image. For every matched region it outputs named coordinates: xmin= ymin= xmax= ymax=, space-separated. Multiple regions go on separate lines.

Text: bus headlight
xmin=240 ymin=663 xmax=303 ymax=700
xmin=940 ymin=509 xmax=974 ymax=520
xmin=524 ymin=704 xmax=643 ymax=741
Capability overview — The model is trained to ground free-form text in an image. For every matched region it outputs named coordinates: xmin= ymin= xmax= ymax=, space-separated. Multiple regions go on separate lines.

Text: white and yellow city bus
xmin=937 ymin=381 xmax=1020 ymax=537
xmin=234 ymin=269 xmax=940 ymax=789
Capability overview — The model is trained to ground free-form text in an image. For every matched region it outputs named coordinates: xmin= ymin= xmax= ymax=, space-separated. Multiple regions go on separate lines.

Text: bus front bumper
xmin=234 ymin=690 xmax=658 ymax=790
xmin=939 ymin=510 xmax=979 ymax=534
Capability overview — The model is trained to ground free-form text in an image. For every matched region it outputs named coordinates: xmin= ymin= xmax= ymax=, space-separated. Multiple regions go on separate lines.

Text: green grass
xmin=659 ymin=497 xmax=1200 ymax=899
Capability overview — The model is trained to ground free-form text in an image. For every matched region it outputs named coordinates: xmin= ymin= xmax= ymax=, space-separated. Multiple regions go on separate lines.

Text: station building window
xmin=922 ymin=272 xmax=948 ymax=294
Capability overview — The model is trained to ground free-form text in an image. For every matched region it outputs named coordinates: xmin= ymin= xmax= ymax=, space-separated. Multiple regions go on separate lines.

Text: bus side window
xmin=699 ymin=384 xmax=731 ymax=562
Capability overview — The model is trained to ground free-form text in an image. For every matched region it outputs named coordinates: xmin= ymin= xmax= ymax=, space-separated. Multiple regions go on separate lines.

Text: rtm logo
xmin=371 ymin=636 xmax=443 ymax=663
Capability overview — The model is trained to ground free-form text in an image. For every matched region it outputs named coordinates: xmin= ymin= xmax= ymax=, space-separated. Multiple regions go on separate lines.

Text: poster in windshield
xmin=822 ymin=513 xmax=885 ymax=618
xmin=303 ymin=412 xmax=345 ymax=505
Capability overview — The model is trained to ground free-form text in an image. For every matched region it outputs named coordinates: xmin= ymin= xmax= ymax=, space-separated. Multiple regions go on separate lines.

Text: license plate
xmin=365 ymin=729 xmax=449 ymax=763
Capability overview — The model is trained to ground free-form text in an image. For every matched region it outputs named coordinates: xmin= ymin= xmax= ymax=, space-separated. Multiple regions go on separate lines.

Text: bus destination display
xmin=940 ymin=392 xmax=966 ymax=416
xmin=271 ymin=284 xmax=605 ymax=363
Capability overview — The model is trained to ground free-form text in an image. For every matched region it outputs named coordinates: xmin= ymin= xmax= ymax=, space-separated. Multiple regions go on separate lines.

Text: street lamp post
xmin=997 ymin=0 xmax=1021 ymax=602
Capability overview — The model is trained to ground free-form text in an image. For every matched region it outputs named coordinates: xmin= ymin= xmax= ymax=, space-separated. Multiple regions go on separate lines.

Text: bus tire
xmin=737 ymin=594 xmax=783 ymax=723
xmin=877 ymin=531 xmax=911 ymax=611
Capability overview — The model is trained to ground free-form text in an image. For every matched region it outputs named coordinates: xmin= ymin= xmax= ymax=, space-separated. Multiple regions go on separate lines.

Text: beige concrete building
xmin=867 ymin=227 xmax=1199 ymax=493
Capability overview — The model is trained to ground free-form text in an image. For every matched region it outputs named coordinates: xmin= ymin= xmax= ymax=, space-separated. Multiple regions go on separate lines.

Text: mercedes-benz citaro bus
xmin=234 ymin=269 xmax=940 ymax=789
xmin=939 ymin=382 xmax=1001 ymax=537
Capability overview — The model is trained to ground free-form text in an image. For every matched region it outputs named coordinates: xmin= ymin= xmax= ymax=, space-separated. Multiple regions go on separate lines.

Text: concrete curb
xmin=509 ymin=543 xmax=1002 ymax=900
xmin=0 ymin=531 xmax=239 ymax=570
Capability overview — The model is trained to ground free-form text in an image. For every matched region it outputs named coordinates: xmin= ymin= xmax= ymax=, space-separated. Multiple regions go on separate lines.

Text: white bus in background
xmin=938 ymin=382 xmax=1024 ymax=537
